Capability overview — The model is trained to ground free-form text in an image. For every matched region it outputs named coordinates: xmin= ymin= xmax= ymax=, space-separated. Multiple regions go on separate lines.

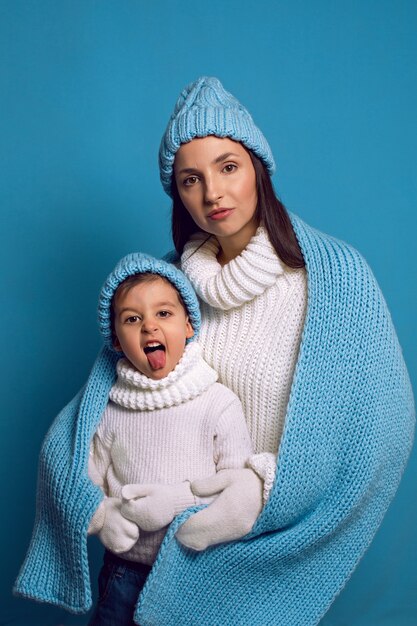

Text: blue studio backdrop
xmin=1 ymin=2 xmax=416 ymax=625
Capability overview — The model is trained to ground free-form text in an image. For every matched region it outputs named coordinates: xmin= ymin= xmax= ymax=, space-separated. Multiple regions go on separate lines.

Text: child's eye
xmin=125 ymin=315 xmax=141 ymax=324
xmin=183 ymin=175 xmax=199 ymax=187
xmin=158 ymin=310 xmax=171 ymax=318
xmin=222 ymin=163 xmax=237 ymax=174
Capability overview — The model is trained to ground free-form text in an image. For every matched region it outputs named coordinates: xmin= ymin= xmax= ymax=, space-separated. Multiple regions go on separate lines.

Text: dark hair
xmin=171 ymin=149 xmax=305 ymax=269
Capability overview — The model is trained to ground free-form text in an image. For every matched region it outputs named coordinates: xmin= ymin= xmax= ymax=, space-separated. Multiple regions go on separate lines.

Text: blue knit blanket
xmin=14 ymin=215 xmax=415 ymax=625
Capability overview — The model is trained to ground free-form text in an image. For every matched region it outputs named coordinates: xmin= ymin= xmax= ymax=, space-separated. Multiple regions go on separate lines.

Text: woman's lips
xmin=207 ymin=208 xmax=234 ymax=221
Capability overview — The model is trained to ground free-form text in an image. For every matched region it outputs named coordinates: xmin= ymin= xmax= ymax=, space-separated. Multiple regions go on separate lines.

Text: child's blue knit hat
xmin=98 ymin=252 xmax=201 ymax=350
xmin=159 ymin=76 xmax=276 ymax=196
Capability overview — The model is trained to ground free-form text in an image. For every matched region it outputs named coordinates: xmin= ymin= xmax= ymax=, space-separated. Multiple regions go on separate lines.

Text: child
xmin=87 ymin=252 xmax=254 ymax=625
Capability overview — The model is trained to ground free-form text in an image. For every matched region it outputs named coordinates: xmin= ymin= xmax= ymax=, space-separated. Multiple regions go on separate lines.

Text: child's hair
xmin=110 ymin=272 xmax=189 ymax=344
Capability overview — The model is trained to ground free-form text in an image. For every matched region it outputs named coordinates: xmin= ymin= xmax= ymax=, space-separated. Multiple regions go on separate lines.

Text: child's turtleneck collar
xmin=109 ymin=341 xmax=217 ymax=411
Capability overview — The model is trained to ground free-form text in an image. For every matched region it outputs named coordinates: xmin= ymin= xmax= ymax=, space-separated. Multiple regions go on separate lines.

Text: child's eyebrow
xmin=154 ymin=300 xmax=179 ymax=308
xmin=116 ymin=307 xmax=139 ymax=315
xmin=117 ymin=300 xmax=178 ymax=315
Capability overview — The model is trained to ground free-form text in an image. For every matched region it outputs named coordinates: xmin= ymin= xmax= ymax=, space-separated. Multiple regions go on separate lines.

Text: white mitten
xmin=121 ymin=482 xmax=197 ymax=532
xmin=88 ymin=497 xmax=140 ymax=554
xmin=175 ymin=468 xmax=263 ymax=551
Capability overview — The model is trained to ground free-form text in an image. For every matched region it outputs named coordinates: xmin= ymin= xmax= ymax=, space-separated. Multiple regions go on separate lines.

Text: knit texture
xmin=159 ymin=76 xmax=275 ymax=196
xmin=109 ymin=342 xmax=217 ymax=410
xmin=182 ymin=226 xmax=307 ymax=455
xmin=14 ymin=215 xmax=415 ymax=625
xmin=91 ymin=342 xmax=252 ymax=564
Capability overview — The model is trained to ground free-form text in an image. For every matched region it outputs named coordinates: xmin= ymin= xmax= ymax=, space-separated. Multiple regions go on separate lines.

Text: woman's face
xmin=174 ymin=136 xmax=258 ymax=257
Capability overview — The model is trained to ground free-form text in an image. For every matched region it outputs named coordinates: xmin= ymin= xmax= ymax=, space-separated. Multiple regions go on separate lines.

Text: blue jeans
xmin=88 ymin=551 xmax=151 ymax=626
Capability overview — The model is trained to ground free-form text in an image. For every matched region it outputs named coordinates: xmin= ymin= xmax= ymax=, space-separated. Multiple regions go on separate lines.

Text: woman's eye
xmin=183 ymin=175 xmax=199 ymax=187
xmin=223 ymin=163 xmax=237 ymax=174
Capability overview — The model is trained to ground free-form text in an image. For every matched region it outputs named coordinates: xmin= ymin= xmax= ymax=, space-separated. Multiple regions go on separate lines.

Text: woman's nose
xmin=204 ymin=175 xmax=223 ymax=205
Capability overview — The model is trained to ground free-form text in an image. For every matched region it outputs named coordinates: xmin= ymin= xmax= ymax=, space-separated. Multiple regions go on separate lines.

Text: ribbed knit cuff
xmin=246 ymin=453 xmax=277 ymax=504
xmin=172 ymin=481 xmax=198 ymax=515
xmin=87 ymin=499 xmax=106 ymax=535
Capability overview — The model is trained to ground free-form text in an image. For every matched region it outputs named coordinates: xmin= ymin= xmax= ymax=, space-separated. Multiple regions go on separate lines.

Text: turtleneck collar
xmin=180 ymin=226 xmax=285 ymax=310
xmin=109 ymin=341 xmax=217 ymax=411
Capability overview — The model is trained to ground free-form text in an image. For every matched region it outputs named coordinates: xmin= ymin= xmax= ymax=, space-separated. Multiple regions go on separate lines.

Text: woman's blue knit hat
xmin=98 ymin=252 xmax=201 ymax=350
xmin=159 ymin=76 xmax=276 ymax=196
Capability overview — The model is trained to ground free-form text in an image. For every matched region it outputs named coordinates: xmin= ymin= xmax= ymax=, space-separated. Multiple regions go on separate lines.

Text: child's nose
xmin=142 ymin=318 xmax=158 ymax=333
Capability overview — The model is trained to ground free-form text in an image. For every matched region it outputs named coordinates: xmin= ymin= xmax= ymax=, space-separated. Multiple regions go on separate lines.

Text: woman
xmin=138 ymin=77 xmax=414 ymax=623
xmin=15 ymin=77 xmax=414 ymax=626
xmin=160 ymin=77 xmax=309 ymax=551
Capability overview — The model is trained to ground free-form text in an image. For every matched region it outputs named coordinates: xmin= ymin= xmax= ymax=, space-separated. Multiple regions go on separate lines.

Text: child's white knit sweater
xmin=89 ymin=342 xmax=253 ymax=565
xmin=181 ymin=226 xmax=307 ymax=465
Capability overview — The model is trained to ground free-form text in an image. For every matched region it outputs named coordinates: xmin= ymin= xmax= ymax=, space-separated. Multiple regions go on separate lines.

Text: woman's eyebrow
xmin=177 ymin=152 xmax=240 ymax=174
xmin=212 ymin=151 xmax=240 ymax=164
xmin=177 ymin=166 xmax=199 ymax=174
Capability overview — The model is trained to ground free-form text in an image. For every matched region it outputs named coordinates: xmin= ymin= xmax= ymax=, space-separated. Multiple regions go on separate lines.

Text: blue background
xmin=1 ymin=1 xmax=416 ymax=624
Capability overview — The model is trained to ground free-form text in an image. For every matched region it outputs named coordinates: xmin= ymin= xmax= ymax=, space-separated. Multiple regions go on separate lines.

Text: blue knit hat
xmin=98 ymin=252 xmax=201 ymax=350
xmin=159 ymin=76 xmax=276 ymax=196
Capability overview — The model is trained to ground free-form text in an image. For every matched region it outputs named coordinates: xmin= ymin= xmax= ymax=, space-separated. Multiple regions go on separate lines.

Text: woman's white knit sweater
xmin=89 ymin=342 xmax=253 ymax=564
xmin=181 ymin=226 xmax=307 ymax=467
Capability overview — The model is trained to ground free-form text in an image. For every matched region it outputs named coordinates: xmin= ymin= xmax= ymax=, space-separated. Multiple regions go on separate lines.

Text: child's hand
xmin=92 ymin=497 xmax=140 ymax=554
xmin=121 ymin=482 xmax=196 ymax=532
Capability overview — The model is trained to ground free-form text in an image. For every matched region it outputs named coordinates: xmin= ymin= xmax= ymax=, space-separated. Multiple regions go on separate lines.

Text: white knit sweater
xmin=89 ymin=342 xmax=253 ymax=564
xmin=181 ymin=226 xmax=307 ymax=479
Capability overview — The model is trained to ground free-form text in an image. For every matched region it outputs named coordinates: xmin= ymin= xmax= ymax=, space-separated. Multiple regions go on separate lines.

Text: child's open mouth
xmin=143 ymin=342 xmax=166 ymax=370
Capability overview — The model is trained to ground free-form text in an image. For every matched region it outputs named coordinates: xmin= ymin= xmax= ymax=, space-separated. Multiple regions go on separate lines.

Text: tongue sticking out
xmin=146 ymin=347 xmax=166 ymax=370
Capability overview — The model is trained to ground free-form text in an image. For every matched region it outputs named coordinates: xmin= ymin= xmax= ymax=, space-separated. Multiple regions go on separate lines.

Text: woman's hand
xmin=175 ymin=468 xmax=263 ymax=551
xmin=121 ymin=482 xmax=197 ymax=532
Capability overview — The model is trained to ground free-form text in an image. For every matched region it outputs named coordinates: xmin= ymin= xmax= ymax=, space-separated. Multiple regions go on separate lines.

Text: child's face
xmin=113 ymin=277 xmax=194 ymax=380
